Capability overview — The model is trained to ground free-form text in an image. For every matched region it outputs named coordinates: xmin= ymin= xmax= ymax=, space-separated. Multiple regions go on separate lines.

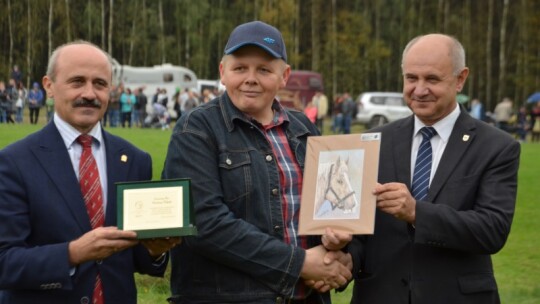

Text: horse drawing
xmin=314 ymin=156 xmax=358 ymax=218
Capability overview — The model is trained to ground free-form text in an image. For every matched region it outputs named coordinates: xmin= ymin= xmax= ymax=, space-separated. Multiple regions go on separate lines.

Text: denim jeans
xmin=15 ymin=107 xmax=23 ymax=123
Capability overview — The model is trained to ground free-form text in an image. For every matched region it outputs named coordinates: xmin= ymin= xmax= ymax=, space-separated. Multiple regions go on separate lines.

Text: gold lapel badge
xmin=121 ymin=155 xmax=128 ymax=162
xmin=462 ymin=134 xmax=470 ymax=142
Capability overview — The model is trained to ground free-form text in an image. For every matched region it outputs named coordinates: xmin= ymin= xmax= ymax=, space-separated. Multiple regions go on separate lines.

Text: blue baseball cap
xmin=224 ymin=21 xmax=287 ymax=62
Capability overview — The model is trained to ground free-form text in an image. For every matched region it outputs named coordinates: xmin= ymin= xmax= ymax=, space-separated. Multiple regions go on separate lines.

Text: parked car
xmin=355 ymin=92 xmax=412 ymax=129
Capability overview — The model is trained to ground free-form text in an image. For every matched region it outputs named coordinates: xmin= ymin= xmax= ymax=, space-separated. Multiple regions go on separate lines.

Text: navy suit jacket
xmin=0 ymin=122 xmax=166 ymax=304
xmin=349 ymin=110 xmax=520 ymax=304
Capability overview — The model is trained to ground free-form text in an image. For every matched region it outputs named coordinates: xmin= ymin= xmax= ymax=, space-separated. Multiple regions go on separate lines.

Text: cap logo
xmin=263 ymin=37 xmax=275 ymax=44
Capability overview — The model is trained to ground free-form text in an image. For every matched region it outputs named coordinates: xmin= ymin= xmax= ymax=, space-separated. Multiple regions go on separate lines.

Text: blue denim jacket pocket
xmin=218 ymin=151 xmax=252 ymax=203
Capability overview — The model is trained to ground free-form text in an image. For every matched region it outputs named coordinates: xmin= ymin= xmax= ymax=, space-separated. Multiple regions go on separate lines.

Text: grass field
xmin=1 ymin=120 xmax=538 ymax=304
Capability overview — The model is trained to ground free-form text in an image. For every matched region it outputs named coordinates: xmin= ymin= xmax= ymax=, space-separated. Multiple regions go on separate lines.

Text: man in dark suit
xmin=0 ymin=41 xmax=179 ymax=304
xmin=322 ymin=34 xmax=520 ymax=303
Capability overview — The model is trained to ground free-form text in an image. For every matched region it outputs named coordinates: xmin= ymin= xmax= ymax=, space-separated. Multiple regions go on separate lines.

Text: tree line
xmin=1 ymin=0 xmax=539 ymax=111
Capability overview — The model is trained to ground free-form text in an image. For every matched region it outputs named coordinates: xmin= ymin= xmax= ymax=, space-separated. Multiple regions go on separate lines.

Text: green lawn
xmin=0 ymin=120 xmax=538 ymax=304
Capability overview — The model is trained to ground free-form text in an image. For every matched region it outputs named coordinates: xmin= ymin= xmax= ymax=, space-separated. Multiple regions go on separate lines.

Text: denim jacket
xmin=163 ymin=93 xmax=329 ymax=303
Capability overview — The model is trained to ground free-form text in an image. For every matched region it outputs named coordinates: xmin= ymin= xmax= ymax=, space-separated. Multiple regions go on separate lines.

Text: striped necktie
xmin=77 ymin=134 xmax=105 ymax=304
xmin=411 ymin=127 xmax=437 ymax=200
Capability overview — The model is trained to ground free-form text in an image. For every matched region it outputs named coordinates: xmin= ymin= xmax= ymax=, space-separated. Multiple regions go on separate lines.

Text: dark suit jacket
xmin=0 ymin=122 xmax=166 ymax=304
xmin=349 ymin=110 xmax=520 ymax=304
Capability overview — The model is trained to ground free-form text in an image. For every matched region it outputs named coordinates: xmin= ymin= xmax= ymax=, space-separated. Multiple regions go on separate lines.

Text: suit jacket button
xmin=272 ymin=188 xmax=279 ymax=196
xmin=81 ymin=296 xmax=90 ymax=304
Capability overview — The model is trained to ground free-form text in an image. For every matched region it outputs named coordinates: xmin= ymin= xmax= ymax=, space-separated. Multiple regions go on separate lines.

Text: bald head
xmin=46 ymin=40 xmax=113 ymax=82
xmin=402 ymin=34 xmax=466 ymax=76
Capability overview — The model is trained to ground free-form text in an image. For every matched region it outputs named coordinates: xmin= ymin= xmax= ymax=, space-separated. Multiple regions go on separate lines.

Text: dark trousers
xmin=121 ymin=112 xmax=132 ymax=128
xmin=29 ymin=108 xmax=40 ymax=124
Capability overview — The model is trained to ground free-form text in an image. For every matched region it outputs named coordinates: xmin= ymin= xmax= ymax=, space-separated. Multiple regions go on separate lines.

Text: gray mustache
xmin=73 ymin=99 xmax=102 ymax=108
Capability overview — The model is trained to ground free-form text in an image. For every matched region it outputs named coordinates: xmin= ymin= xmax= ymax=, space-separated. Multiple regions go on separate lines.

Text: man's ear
xmin=42 ymin=76 xmax=53 ymax=98
xmin=281 ymin=64 xmax=291 ymax=88
xmin=456 ymin=67 xmax=469 ymax=92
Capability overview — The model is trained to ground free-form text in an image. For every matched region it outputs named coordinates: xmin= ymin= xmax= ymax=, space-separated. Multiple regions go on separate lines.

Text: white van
xmin=112 ymin=60 xmax=198 ymax=101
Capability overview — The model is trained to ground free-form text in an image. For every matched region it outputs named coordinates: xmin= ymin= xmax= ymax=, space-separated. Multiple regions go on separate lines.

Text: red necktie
xmin=77 ymin=134 xmax=105 ymax=304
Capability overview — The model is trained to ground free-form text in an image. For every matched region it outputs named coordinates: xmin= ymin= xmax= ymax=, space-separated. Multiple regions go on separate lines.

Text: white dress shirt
xmin=411 ymin=104 xmax=461 ymax=186
xmin=54 ymin=113 xmax=108 ymax=212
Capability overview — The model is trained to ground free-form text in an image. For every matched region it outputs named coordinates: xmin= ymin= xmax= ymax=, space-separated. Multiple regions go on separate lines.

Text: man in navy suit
xmin=0 ymin=41 xmax=179 ymax=304
xmin=322 ymin=34 xmax=520 ymax=303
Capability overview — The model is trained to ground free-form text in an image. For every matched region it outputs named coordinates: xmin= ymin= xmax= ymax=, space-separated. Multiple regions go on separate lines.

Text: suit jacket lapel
xmin=428 ymin=111 xmax=476 ymax=201
xmin=32 ymin=123 xmax=92 ymax=232
xmin=103 ymin=132 xmax=130 ymax=226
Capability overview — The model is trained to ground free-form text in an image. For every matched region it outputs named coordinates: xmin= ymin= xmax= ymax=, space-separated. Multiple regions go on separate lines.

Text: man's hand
xmin=68 ymin=227 xmax=138 ymax=266
xmin=321 ymin=227 xmax=352 ymax=251
xmin=373 ymin=182 xmax=416 ymax=224
xmin=305 ymin=249 xmax=353 ymax=293
xmin=141 ymin=237 xmax=182 ymax=259
xmin=300 ymin=245 xmax=352 ymax=290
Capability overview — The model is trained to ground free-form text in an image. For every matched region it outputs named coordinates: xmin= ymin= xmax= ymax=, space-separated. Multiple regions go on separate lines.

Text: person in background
xmin=340 ymin=92 xmax=355 ymax=134
xmin=304 ymin=100 xmax=318 ymax=124
xmin=157 ymin=88 xmax=168 ymax=107
xmin=0 ymin=81 xmax=10 ymax=124
xmin=163 ymin=21 xmax=352 ymax=304
xmin=120 ymin=87 xmax=136 ymax=128
xmin=331 ymin=94 xmax=344 ymax=134
xmin=135 ymin=87 xmax=148 ymax=127
xmin=182 ymin=90 xmax=199 ymax=114
xmin=493 ymin=97 xmax=514 ymax=132
xmin=514 ymin=105 xmax=529 ymax=143
xmin=0 ymin=40 xmax=179 ymax=304
xmin=11 ymin=65 xmax=22 ymax=86
xmin=27 ymin=82 xmax=44 ymax=124
xmin=45 ymin=97 xmax=55 ymax=122
xmin=171 ymin=88 xmax=182 ymax=121
xmin=107 ymin=84 xmax=122 ymax=127
xmin=469 ymin=98 xmax=485 ymax=121
xmin=312 ymin=90 xmax=329 ymax=133
xmin=2 ymin=79 xmax=18 ymax=124
xmin=324 ymin=33 xmax=520 ymax=304
xmin=202 ymin=88 xmax=216 ymax=103
xmin=530 ymin=101 xmax=540 ymax=142
xmin=15 ymin=82 xmax=27 ymax=124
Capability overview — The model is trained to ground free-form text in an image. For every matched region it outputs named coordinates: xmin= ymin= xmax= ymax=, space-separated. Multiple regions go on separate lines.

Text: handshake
xmin=301 ymin=228 xmax=353 ymax=292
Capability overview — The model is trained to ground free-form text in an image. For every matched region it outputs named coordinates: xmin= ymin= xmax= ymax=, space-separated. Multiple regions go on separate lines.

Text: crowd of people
xmin=464 ymin=96 xmax=540 ymax=143
xmin=0 ymin=21 xmax=525 ymax=304
xmin=0 ymin=65 xmax=223 ymax=130
xmin=301 ymin=90 xmax=357 ymax=135
xmin=0 ymin=67 xmax=45 ymax=125
xmin=98 ymin=84 xmax=221 ymax=130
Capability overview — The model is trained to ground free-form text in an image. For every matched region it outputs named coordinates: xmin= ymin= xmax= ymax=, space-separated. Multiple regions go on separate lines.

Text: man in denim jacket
xmin=163 ymin=21 xmax=352 ymax=304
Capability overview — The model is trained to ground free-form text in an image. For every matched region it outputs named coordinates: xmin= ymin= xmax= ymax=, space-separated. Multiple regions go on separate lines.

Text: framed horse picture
xmin=298 ymin=133 xmax=380 ymax=235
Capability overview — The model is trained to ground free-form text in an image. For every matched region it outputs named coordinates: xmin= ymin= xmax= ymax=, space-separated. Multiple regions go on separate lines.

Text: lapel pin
xmin=462 ymin=134 xmax=470 ymax=142
xmin=121 ymin=155 xmax=128 ymax=162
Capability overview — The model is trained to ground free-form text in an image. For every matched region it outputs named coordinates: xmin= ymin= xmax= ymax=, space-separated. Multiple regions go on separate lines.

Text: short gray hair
xmin=46 ymin=40 xmax=113 ymax=81
xmin=401 ymin=34 xmax=466 ymax=76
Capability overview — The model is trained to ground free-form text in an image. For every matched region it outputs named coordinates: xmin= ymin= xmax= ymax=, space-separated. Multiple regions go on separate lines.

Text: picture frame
xmin=117 ymin=179 xmax=197 ymax=239
xmin=298 ymin=133 xmax=381 ymax=235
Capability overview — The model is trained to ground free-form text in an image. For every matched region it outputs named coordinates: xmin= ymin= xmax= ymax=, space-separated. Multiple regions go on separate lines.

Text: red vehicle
xmin=277 ymin=70 xmax=324 ymax=110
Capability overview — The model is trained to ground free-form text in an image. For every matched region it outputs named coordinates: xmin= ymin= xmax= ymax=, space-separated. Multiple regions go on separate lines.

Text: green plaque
xmin=117 ymin=179 xmax=197 ymax=239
